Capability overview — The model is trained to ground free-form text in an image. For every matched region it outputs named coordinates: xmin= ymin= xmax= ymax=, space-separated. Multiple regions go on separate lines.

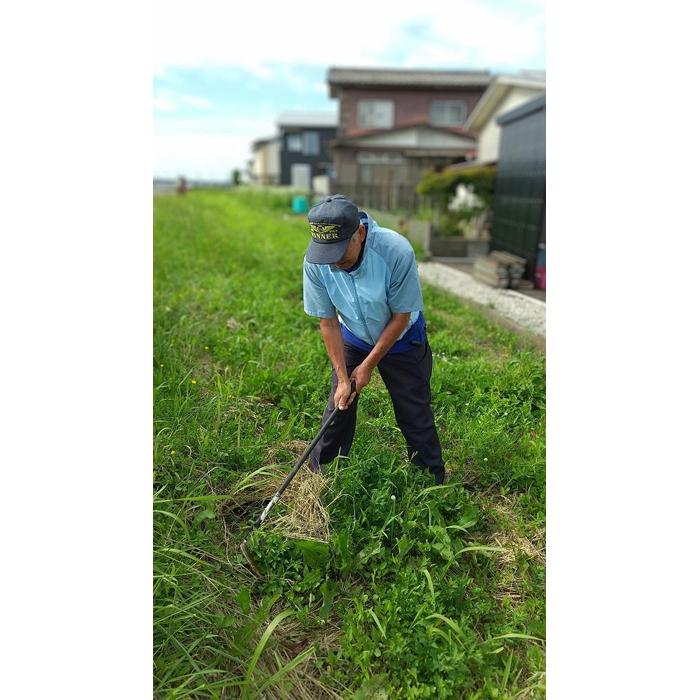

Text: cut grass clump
xmin=230 ymin=464 xmax=331 ymax=543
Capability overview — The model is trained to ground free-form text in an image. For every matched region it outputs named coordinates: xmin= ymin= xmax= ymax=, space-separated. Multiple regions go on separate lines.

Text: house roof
xmin=332 ymin=123 xmax=476 ymax=154
xmin=343 ymin=119 xmax=477 ymax=141
xmin=464 ymin=74 xmax=546 ymax=131
xmin=276 ymin=111 xmax=338 ymax=128
xmin=445 ymin=158 xmax=497 ymax=172
xmin=496 ymin=93 xmax=546 ymax=126
xmin=327 ymin=67 xmax=491 ymax=94
xmin=251 ymin=135 xmax=278 ymax=149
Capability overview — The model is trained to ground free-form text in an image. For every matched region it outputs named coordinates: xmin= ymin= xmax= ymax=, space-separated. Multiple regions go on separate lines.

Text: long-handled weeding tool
xmin=240 ymin=380 xmax=356 ymax=576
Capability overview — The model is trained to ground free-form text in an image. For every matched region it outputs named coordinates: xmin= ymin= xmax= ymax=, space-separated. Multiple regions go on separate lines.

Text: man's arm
xmin=319 ymin=317 xmax=356 ymax=410
xmin=350 ymin=312 xmax=411 ymax=392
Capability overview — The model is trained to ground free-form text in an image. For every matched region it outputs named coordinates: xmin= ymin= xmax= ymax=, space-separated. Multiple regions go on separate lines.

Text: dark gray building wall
xmin=490 ymin=94 xmax=546 ymax=278
xmin=279 ymin=126 xmax=337 ymax=186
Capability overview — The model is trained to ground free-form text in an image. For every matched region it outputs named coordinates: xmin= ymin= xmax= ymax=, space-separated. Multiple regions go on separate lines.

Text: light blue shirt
xmin=303 ymin=212 xmax=423 ymax=345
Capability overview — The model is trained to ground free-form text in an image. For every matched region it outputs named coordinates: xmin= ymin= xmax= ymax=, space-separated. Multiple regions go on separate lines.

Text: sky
xmin=153 ymin=0 xmax=545 ymax=181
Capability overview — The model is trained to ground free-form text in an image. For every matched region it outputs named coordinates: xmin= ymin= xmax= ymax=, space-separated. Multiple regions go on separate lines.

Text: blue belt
xmin=341 ymin=311 xmax=427 ymax=355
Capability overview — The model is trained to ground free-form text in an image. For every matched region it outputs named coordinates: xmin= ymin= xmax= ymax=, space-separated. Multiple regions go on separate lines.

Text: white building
xmin=465 ymin=73 xmax=545 ymax=164
xmin=250 ymin=135 xmax=281 ymax=185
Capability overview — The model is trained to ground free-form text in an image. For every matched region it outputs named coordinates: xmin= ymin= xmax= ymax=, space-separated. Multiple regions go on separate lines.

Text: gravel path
xmin=418 ymin=262 xmax=546 ymax=339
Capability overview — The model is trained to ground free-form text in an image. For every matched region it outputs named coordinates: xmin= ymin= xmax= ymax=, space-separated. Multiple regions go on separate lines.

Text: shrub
xmin=416 ymin=165 xmax=497 ymax=210
xmin=416 ymin=165 xmax=497 ymax=239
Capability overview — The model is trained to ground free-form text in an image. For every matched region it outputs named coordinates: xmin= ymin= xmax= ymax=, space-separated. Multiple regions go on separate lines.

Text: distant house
xmin=464 ymin=72 xmax=545 ymax=165
xmin=327 ymin=67 xmax=491 ymax=211
xmin=276 ymin=112 xmax=337 ymax=190
xmin=250 ymin=135 xmax=281 ymax=186
xmin=489 ymin=93 xmax=546 ymax=279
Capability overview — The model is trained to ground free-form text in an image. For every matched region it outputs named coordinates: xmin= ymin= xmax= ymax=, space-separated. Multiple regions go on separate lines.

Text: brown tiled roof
xmin=327 ymin=67 xmax=492 ymax=88
xmin=335 ymin=121 xmax=478 ymax=144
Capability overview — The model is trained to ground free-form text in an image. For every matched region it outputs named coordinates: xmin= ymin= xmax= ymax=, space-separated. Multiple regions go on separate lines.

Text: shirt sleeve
xmin=303 ymin=260 xmax=336 ymax=318
xmin=387 ymin=246 xmax=424 ymax=313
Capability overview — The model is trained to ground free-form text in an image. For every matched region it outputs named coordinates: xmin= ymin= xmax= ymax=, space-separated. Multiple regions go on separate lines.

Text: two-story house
xmin=276 ymin=112 xmax=337 ymax=190
xmin=249 ymin=112 xmax=338 ymax=190
xmin=326 ymin=67 xmax=491 ymax=210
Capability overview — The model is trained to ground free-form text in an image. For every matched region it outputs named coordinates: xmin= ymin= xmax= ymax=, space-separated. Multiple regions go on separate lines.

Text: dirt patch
xmin=195 ymin=351 xmax=217 ymax=380
xmin=226 ymin=316 xmax=242 ymax=332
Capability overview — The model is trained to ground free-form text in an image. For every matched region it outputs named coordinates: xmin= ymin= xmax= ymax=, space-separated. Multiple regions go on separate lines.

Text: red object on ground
xmin=535 ymin=266 xmax=546 ymax=290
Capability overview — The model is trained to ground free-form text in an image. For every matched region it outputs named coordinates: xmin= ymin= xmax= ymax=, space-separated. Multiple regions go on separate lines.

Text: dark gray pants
xmin=310 ymin=341 xmax=444 ymax=479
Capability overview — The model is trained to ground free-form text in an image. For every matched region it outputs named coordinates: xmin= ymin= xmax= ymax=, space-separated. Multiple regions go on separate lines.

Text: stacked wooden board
xmin=473 ymin=255 xmax=509 ymax=288
xmin=472 ymin=250 xmax=528 ymax=289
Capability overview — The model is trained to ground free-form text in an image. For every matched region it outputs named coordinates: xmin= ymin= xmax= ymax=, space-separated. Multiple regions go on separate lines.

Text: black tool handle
xmin=251 ymin=379 xmax=356 ymax=530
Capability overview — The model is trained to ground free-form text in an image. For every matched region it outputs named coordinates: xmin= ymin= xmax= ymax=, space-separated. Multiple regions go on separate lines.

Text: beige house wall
xmin=477 ymin=87 xmax=544 ymax=163
xmin=251 ymin=150 xmax=266 ymax=182
xmin=251 ymin=140 xmax=280 ymax=184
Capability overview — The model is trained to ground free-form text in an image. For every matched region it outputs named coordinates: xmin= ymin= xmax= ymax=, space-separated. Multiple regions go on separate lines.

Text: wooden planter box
xmin=430 ymin=238 xmax=490 ymax=258
xmin=430 ymin=238 xmax=469 ymax=257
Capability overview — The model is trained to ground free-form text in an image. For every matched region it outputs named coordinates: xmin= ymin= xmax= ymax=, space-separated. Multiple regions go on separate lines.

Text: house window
xmin=301 ymin=131 xmax=320 ymax=156
xmin=357 ymin=152 xmax=406 ymax=165
xmin=430 ymin=100 xmax=467 ymax=126
xmin=287 ymin=134 xmax=302 ymax=152
xmin=357 ymin=99 xmax=394 ymax=129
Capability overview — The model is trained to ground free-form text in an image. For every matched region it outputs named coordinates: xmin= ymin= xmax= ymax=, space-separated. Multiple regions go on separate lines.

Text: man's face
xmin=334 ymin=224 xmax=366 ymax=270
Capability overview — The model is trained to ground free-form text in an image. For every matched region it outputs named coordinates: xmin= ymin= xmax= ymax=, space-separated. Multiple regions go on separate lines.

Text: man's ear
xmin=358 ymin=223 xmax=367 ymax=241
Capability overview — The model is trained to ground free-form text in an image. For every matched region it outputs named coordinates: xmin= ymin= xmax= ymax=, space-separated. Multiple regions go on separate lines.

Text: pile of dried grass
xmin=473 ymin=492 xmax=545 ymax=603
xmin=486 ymin=496 xmax=545 ymax=565
xmin=232 ymin=463 xmax=331 ymax=543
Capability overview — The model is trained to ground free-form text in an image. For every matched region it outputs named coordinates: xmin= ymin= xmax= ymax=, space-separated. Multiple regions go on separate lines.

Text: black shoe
xmin=308 ymin=454 xmax=323 ymax=474
xmin=433 ymin=467 xmax=446 ymax=485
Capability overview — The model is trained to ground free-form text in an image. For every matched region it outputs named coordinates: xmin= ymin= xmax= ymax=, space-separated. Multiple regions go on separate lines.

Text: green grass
xmin=154 ymin=189 xmax=546 ymax=699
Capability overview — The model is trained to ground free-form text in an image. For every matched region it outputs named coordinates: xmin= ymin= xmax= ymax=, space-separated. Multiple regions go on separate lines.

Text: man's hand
xmin=334 ymin=378 xmax=356 ymax=410
xmin=350 ymin=364 xmax=372 ymax=395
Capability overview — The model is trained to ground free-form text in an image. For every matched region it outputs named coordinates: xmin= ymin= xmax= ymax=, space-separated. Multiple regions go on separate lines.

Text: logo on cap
xmin=310 ymin=222 xmax=342 ymax=241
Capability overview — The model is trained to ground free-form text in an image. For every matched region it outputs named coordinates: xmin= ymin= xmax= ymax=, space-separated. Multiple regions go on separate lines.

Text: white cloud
xmin=180 ymin=94 xmax=213 ymax=109
xmin=154 ymin=94 xmax=176 ymax=112
xmin=267 ymin=65 xmax=330 ymax=95
xmin=154 ymin=90 xmax=215 ymax=113
xmin=153 ymin=0 xmax=545 ymax=74
xmin=411 ymin=6 xmax=545 ymax=68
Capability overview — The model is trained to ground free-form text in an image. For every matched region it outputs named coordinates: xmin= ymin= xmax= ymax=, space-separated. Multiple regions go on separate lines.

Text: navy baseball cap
xmin=305 ymin=194 xmax=360 ymax=264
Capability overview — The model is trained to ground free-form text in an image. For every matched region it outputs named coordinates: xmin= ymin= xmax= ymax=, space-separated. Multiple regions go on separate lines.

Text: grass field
xmin=153 ymin=189 xmax=546 ymax=699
